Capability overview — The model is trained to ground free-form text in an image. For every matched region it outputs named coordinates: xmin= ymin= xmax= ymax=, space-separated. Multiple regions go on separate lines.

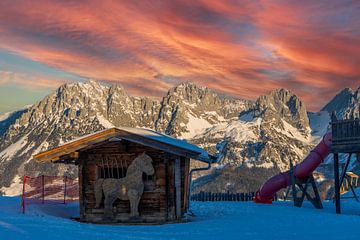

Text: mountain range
xmin=0 ymin=80 xmax=359 ymax=195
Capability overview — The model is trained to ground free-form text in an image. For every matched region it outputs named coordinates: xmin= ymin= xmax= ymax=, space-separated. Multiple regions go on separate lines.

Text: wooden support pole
xmin=334 ymin=153 xmax=341 ymax=214
xmin=64 ymin=176 xmax=67 ymax=204
xmin=42 ymin=175 xmax=45 ymax=204
xmin=289 ymin=160 xmax=298 ymax=206
xmin=309 ymin=176 xmax=323 ymax=209
xmin=347 ymin=175 xmax=359 ymax=202
xmin=174 ymin=157 xmax=181 ymax=220
xmin=339 ymin=153 xmax=352 ymax=187
xmin=164 ymin=159 xmax=169 ymax=221
xmin=22 ymin=175 xmax=27 ymax=214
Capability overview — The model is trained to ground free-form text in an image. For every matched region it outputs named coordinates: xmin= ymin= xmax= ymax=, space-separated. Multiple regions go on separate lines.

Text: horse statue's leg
xmin=128 ymin=189 xmax=141 ymax=218
xmin=104 ymin=191 xmax=118 ymax=220
xmin=94 ymin=179 xmax=104 ymax=208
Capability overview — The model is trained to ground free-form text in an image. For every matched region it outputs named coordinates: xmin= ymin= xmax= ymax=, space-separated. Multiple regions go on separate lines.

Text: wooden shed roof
xmin=33 ymin=127 xmax=216 ymax=163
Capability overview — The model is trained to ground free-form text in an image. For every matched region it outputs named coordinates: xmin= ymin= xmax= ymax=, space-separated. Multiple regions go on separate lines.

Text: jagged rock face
xmin=248 ymin=89 xmax=312 ymax=170
xmin=254 ymin=88 xmax=310 ymax=132
xmin=192 ymin=89 xmax=312 ymax=173
xmin=155 ymin=82 xmax=251 ymax=137
xmin=322 ymin=87 xmax=360 ymax=119
xmin=0 ymin=109 xmax=26 ymax=138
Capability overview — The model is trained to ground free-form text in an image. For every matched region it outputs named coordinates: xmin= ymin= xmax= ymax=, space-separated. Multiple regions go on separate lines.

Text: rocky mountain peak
xmin=254 ymin=88 xmax=309 ymax=133
xmin=166 ymin=82 xmax=216 ymax=103
xmin=322 ymin=87 xmax=360 ymax=119
xmin=155 ymin=82 xmax=250 ymax=136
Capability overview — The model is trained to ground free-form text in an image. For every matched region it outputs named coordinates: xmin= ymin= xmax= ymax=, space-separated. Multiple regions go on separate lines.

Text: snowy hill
xmin=1 ymin=196 xmax=360 ymax=240
xmin=0 ymin=81 xmax=358 ymax=195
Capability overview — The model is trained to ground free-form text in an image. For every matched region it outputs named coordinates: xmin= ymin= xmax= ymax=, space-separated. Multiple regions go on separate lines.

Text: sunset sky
xmin=0 ymin=0 xmax=359 ymax=113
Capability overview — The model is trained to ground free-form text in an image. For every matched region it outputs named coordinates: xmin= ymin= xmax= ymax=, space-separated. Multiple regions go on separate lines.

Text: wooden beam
xmin=174 ymin=157 xmax=181 ymax=220
xmin=334 ymin=153 xmax=341 ymax=214
xmin=183 ymin=158 xmax=190 ymax=212
xmin=164 ymin=158 xmax=169 ymax=221
xmin=34 ymin=128 xmax=118 ymax=162
xmin=339 ymin=153 xmax=352 ymax=187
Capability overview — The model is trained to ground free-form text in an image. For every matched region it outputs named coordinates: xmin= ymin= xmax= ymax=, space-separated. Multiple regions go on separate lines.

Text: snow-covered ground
xmin=1 ymin=197 xmax=360 ymax=240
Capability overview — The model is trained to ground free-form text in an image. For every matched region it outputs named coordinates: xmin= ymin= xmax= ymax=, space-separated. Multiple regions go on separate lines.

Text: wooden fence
xmin=332 ymin=118 xmax=360 ymax=144
xmin=191 ymin=191 xmax=278 ymax=202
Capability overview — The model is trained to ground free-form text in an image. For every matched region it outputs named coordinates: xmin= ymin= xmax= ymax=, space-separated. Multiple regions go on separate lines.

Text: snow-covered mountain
xmin=322 ymin=87 xmax=360 ymax=119
xmin=0 ymin=80 xmax=357 ymax=195
xmin=0 ymin=108 xmax=28 ymax=138
xmin=0 ymin=80 xmax=249 ymax=195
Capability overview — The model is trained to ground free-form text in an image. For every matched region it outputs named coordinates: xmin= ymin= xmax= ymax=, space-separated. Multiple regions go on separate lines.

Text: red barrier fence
xmin=21 ymin=175 xmax=79 ymax=213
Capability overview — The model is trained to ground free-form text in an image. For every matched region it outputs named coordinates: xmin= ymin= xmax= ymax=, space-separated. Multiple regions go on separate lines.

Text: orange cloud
xmin=0 ymin=70 xmax=68 ymax=89
xmin=0 ymin=0 xmax=359 ymax=110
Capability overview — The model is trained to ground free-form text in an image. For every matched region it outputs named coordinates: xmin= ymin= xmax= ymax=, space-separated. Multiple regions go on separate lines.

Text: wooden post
xmin=339 ymin=153 xmax=352 ymax=187
xmin=174 ymin=157 xmax=181 ymax=220
xmin=164 ymin=159 xmax=169 ymax=221
xmin=64 ymin=176 xmax=67 ymax=204
xmin=334 ymin=153 xmax=341 ymax=214
xmin=79 ymin=153 xmax=88 ymax=220
xmin=308 ymin=176 xmax=323 ymax=209
xmin=22 ymin=175 xmax=27 ymax=214
xmin=289 ymin=160 xmax=298 ymax=206
xmin=42 ymin=175 xmax=45 ymax=204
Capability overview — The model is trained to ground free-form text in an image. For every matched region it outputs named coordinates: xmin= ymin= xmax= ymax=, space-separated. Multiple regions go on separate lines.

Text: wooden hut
xmin=34 ymin=127 xmax=216 ymax=224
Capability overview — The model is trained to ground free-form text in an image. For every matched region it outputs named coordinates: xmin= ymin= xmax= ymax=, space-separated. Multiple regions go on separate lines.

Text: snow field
xmin=1 ymin=197 xmax=360 ymax=240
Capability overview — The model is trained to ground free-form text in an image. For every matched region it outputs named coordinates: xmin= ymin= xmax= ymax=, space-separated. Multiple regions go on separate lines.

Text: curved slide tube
xmin=254 ymin=132 xmax=332 ymax=204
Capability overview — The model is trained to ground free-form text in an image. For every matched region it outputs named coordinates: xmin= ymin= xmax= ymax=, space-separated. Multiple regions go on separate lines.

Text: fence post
xmin=64 ymin=176 xmax=67 ymax=204
xmin=251 ymin=192 xmax=255 ymax=200
xmin=42 ymin=175 xmax=45 ymax=204
xmin=21 ymin=176 xmax=27 ymax=214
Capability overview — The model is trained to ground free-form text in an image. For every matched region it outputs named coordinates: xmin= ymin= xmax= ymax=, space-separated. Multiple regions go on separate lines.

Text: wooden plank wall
xmin=332 ymin=118 xmax=360 ymax=143
xmin=77 ymin=140 xmax=189 ymax=223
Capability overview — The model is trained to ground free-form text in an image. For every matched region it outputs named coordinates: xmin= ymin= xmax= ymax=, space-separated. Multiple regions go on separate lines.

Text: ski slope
xmin=1 ymin=197 xmax=360 ymax=240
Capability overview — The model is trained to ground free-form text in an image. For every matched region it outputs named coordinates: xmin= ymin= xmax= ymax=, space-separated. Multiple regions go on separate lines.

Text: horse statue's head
xmin=133 ymin=152 xmax=155 ymax=175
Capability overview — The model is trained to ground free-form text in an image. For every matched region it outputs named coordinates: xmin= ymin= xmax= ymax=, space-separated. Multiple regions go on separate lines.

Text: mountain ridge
xmin=0 ymin=80 xmax=358 ymax=195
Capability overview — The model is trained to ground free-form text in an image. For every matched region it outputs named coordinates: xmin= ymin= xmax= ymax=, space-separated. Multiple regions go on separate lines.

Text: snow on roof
xmin=118 ymin=127 xmax=209 ymax=159
xmin=59 ymin=128 xmax=111 ymax=146
xmin=53 ymin=127 xmax=211 ymax=162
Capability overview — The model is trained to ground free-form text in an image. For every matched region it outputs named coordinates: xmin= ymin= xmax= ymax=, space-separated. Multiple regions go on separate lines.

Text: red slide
xmin=254 ymin=132 xmax=332 ymax=204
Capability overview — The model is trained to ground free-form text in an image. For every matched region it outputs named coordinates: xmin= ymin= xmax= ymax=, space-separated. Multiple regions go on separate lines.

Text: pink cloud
xmin=0 ymin=0 xmax=359 ymax=110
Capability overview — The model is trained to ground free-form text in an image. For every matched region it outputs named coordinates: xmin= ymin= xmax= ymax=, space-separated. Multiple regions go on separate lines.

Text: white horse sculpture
xmin=94 ymin=152 xmax=155 ymax=218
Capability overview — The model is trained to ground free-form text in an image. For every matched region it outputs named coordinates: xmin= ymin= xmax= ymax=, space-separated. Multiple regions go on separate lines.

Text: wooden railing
xmin=191 ymin=191 xmax=278 ymax=202
xmin=332 ymin=118 xmax=360 ymax=144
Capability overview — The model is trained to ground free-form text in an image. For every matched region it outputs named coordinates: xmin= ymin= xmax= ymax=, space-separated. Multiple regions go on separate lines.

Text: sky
xmin=0 ymin=0 xmax=359 ymax=113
